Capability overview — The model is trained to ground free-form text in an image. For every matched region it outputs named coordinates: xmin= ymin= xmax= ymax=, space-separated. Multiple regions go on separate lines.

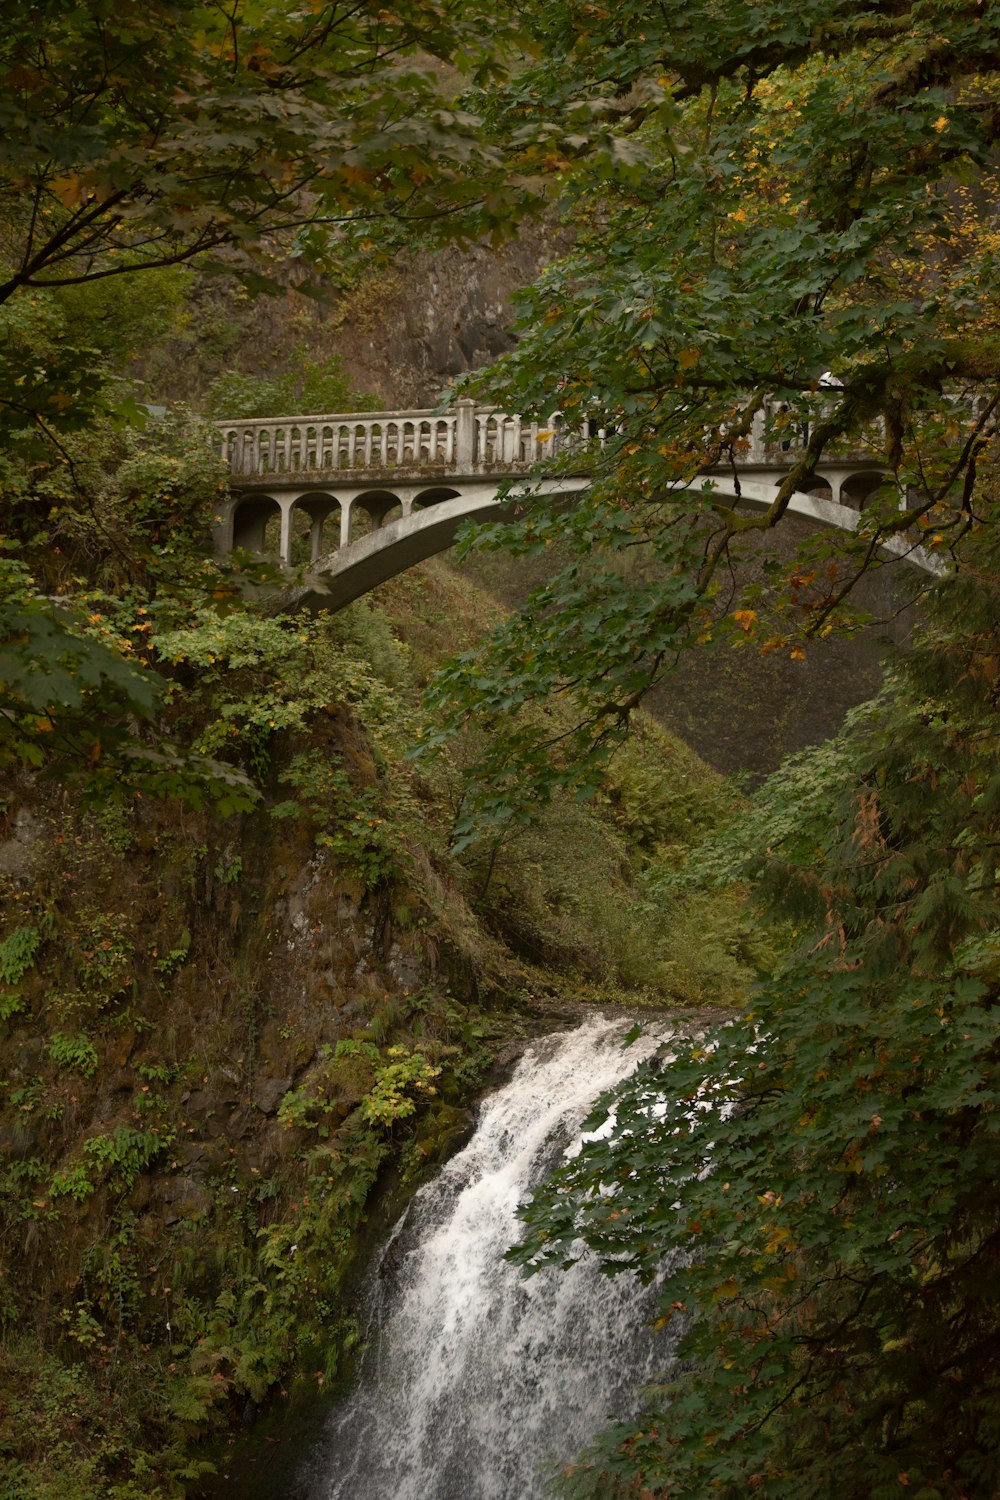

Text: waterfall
xmin=295 ymin=1013 xmax=682 ymax=1500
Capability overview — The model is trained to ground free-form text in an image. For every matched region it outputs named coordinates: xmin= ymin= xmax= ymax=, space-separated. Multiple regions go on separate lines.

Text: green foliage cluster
xmin=512 ymin=507 xmax=1000 ymax=1497
xmin=204 ymin=352 xmax=382 ymax=422
xmin=273 ymin=747 xmax=404 ymax=888
xmin=0 ymin=404 xmax=266 ymax=810
xmin=47 ymin=1033 xmax=98 ymax=1078
xmin=0 ymin=0 xmax=525 ymax=327
xmin=425 ymin=0 xmax=1000 ymax=824
xmin=277 ymin=1040 xmax=441 ymax=1134
xmin=0 ymin=1342 xmax=191 ymax=1500
xmin=341 ymin=1041 xmax=442 ymax=1129
xmin=0 ymin=925 xmax=41 ymax=986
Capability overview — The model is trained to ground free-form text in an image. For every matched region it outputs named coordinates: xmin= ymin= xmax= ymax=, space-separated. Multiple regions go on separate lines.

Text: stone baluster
xmin=502 ymin=417 xmax=521 ymax=463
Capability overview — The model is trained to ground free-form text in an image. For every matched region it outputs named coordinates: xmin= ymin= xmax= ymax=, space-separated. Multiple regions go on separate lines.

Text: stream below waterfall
xmin=292 ymin=1013 xmax=682 ymax=1500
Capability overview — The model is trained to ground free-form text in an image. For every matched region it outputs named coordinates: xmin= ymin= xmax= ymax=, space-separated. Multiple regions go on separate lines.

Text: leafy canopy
xmin=511 ymin=459 xmax=1000 ymax=1499
xmin=0 ymin=0 xmax=520 ymax=297
xmin=425 ymin=0 xmax=1000 ymax=834
xmin=418 ymin=4 xmax=1000 ymax=1494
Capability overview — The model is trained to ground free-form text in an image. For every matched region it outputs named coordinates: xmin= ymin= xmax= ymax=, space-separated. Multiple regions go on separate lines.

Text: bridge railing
xmin=218 ymin=396 xmax=898 ymax=485
xmin=218 ymin=401 xmax=594 ymax=481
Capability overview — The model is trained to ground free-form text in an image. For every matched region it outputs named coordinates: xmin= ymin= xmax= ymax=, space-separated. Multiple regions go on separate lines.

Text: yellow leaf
xmin=51 ymin=173 xmax=88 ymax=207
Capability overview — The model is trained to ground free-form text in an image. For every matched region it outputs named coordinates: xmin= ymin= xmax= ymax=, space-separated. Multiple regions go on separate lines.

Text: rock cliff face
xmin=0 ymin=683 xmax=528 ymax=1496
xmin=336 ymin=234 xmax=565 ymax=407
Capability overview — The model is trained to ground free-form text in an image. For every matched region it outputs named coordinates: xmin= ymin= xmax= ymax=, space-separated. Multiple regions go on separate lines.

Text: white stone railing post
xmin=455 ymin=400 xmax=476 ymax=468
xmin=750 ymin=407 xmax=766 ymax=462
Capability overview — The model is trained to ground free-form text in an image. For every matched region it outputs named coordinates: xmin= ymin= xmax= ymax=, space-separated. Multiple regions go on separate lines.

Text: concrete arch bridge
xmin=214 ymin=399 xmax=938 ymax=608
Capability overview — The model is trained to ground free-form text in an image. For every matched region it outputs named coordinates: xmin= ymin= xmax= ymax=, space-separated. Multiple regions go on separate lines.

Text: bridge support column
xmin=279 ymin=496 xmax=296 ymax=565
xmin=340 ymin=498 xmax=353 ymax=548
xmin=310 ymin=514 xmax=325 ymax=564
xmin=395 ymin=486 xmax=417 ymax=520
xmin=211 ymin=500 xmax=236 ymax=557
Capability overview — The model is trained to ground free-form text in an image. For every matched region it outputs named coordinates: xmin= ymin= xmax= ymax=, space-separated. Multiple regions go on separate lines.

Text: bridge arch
xmin=290 ymin=491 xmax=341 ymax=562
xmin=349 ymin=488 xmax=405 ymax=537
xmin=840 ymin=470 xmax=894 ymax=510
xmin=413 ymin=485 xmax=462 ymax=509
xmin=283 ymin=474 xmax=939 ymax=612
xmin=232 ymin=493 xmax=281 ymax=554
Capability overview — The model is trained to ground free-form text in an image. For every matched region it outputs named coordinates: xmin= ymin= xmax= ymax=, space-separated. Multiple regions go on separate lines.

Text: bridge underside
xmin=215 ymin=471 xmax=938 ymax=613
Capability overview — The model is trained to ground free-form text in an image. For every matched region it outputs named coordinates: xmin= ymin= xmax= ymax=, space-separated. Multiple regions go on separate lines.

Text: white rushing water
xmin=296 ymin=1014 xmax=681 ymax=1500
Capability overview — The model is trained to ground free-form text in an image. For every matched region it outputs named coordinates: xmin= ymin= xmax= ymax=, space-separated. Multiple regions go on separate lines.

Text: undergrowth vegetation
xmin=0 ymin=395 xmax=753 ymax=1496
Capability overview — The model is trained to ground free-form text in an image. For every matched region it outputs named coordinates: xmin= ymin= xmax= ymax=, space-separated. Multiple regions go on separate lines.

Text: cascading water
xmin=294 ymin=1014 xmax=682 ymax=1500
